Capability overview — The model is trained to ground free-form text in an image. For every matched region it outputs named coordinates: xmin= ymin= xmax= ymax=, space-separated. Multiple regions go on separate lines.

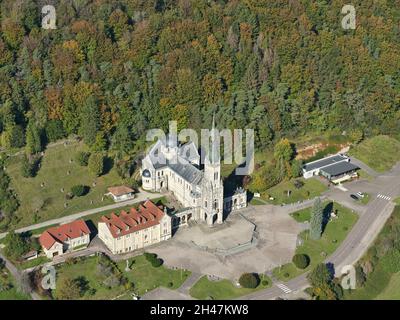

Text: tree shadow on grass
xmin=322 ymin=202 xmax=334 ymax=233
xmin=103 ymin=157 xmax=114 ymax=175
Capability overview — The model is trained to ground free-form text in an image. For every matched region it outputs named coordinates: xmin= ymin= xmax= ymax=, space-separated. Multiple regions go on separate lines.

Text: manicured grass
xmin=394 ymin=197 xmax=400 ymax=205
xmin=190 ymin=275 xmax=272 ymax=300
xmin=290 ymin=207 xmax=312 ymax=223
xmin=53 ymin=254 xmax=189 ymax=299
xmin=19 ymin=256 xmax=51 ymax=270
xmin=349 ymin=135 xmax=400 ymax=173
xmin=344 ymin=264 xmax=391 ymax=300
xmin=263 ymin=178 xmax=328 ymax=205
xmin=249 ymin=198 xmax=266 ymax=206
xmin=116 ymin=255 xmax=190 ymax=296
xmin=5 ymin=141 xmax=123 ymax=228
xmin=375 ymin=272 xmax=400 ymax=300
xmin=0 ymin=270 xmax=30 ymax=300
xmin=359 ymin=194 xmax=371 ymax=205
xmin=343 ymin=206 xmax=400 ymax=300
xmin=54 ymin=256 xmax=125 ymax=300
xmin=273 ymin=202 xmax=358 ymax=281
xmin=0 ymin=287 xmax=30 ymax=300
xmin=358 ymin=170 xmax=373 ymax=181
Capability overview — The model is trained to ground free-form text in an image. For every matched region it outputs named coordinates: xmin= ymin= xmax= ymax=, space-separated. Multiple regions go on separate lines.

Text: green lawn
xmin=358 ymin=170 xmax=373 ymax=181
xmin=249 ymin=198 xmax=266 ymax=206
xmin=263 ymin=178 xmax=328 ymax=205
xmin=359 ymin=194 xmax=371 ymax=205
xmin=290 ymin=207 xmax=313 ymax=223
xmin=344 ymin=263 xmax=392 ymax=300
xmin=394 ymin=197 xmax=400 ymax=205
xmin=0 ymin=269 xmax=30 ymax=300
xmin=19 ymin=256 xmax=51 ymax=270
xmin=190 ymin=275 xmax=272 ymax=300
xmin=344 ymin=206 xmax=400 ymax=300
xmin=116 ymin=255 xmax=191 ymax=296
xmin=52 ymin=254 xmax=190 ymax=299
xmin=274 ymin=202 xmax=358 ymax=281
xmin=5 ymin=141 xmax=124 ymax=228
xmin=349 ymin=135 xmax=400 ymax=173
xmin=375 ymin=272 xmax=400 ymax=300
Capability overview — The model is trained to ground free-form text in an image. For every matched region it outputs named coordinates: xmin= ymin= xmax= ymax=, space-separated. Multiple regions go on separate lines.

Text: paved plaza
xmin=151 ymin=205 xmax=302 ymax=280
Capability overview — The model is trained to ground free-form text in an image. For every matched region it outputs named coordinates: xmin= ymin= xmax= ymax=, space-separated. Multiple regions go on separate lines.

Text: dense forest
xmin=0 ymin=0 xmax=399 ymax=156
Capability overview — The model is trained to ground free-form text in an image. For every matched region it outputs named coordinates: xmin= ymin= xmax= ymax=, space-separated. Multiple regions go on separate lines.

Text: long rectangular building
xmin=98 ymin=200 xmax=172 ymax=255
xmin=302 ymin=153 xmax=359 ymax=183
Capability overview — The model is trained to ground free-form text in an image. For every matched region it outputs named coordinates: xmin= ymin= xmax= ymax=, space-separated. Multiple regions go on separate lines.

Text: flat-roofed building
xmin=302 ymin=154 xmax=359 ymax=183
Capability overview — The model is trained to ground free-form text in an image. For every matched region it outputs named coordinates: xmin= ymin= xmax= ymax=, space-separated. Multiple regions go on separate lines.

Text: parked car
xmin=356 ymin=192 xmax=365 ymax=198
xmin=350 ymin=194 xmax=359 ymax=201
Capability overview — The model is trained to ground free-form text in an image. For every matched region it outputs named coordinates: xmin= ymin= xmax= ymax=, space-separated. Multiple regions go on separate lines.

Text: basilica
xmin=140 ymin=125 xmax=247 ymax=227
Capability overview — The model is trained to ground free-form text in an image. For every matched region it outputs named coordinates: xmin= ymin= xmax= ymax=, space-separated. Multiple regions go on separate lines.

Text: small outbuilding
xmin=106 ymin=186 xmax=135 ymax=202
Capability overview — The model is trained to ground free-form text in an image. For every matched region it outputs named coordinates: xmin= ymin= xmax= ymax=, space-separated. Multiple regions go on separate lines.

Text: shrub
xmin=88 ymin=153 xmax=104 ymax=176
xmin=238 ymin=273 xmax=259 ymax=289
xmin=45 ymin=120 xmax=66 ymax=142
xmin=144 ymin=252 xmax=157 ymax=261
xmin=261 ymin=279 xmax=269 ymax=286
xmin=71 ymin=185 xmax=88 ymax=197
xmin=293 ymin=179 xmax=304 ymax=189
xmin=292 ymin=254 xmax=310 ymax=269
xmin=21 ymin=154 xmax=41 ymax=178
xmin=76 ymin=152 xmax=90 ymax=166
xmin=151 ymin=258 xmax=163 ymax=268
xmin=167 ymin=282 xmax=173 ymax=288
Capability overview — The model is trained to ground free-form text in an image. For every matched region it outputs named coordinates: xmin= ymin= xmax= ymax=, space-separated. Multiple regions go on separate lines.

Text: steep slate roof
xmin=39 ymin=220 xmax=91 ymax=250
xmin=100 ymin=200 xmax=165 ymax=238
xmin=168 ymin=160 xmax=203 ymax=184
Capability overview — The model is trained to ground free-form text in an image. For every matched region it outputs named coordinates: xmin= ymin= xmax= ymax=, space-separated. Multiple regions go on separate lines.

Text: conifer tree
xmin=310 ymin=197 xmax=324 ymax=240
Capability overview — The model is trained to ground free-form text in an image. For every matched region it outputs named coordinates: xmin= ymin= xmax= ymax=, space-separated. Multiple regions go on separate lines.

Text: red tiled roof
xmin=100 ymin=200 xmax=165 ymax=238
xmin=39 ymin=220 xmax=91 ymax=250
xmin=107 ymin=186 xmax=135 ymax=197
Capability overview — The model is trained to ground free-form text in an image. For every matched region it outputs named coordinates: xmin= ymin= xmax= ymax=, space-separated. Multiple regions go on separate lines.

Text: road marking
xmin=335 ymin=184 xmax=348 ymax=192
xmin=276 ymin=283 xmax=292 ymax=294
xmin=377 ymin=194 xmax=391 ymax=201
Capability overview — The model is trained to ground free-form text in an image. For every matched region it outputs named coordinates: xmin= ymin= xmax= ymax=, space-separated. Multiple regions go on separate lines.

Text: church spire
xmin=208 ymin=112 xmax=220 ymax=164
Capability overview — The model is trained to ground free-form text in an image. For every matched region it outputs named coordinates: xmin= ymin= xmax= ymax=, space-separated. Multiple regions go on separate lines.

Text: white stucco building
xmin=98 ymin=200 xmax=172 ymax=254
xmin=39 ymin=220 xmax=91 ymax=258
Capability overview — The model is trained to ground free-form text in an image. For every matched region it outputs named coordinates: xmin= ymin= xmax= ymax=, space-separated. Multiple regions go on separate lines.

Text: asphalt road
xmin=0 ymin=251 xmax=41 ymax=300
xmin=241 ymin=167 xmax=400 ymax=300
xmin=0 ymin=190 xmax=161 ymax=240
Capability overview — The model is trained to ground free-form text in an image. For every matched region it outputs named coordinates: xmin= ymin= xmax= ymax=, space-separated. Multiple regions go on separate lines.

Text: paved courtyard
xmin=151 ymin=205 xmax=302 ymax=280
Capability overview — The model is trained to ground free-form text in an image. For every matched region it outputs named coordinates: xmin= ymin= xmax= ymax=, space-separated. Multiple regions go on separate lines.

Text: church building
xmin=141 ymin=120 xmax=247 ymax=227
